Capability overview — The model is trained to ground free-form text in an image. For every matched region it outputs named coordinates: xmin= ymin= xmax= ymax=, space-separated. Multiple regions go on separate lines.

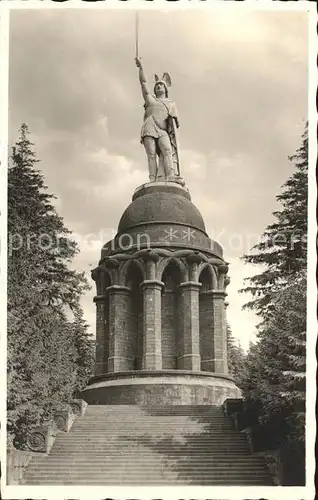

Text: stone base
xmin=81 ymin=370 xmax=242 ymax=406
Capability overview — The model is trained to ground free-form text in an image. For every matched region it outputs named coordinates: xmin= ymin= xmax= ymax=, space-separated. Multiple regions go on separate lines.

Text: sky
xmin=8 ymin=7 xmax=308 ymax=350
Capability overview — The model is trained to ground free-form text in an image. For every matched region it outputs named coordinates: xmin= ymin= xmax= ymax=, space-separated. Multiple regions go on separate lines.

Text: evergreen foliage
xmin=240 ymin=271 xmax=306 ymax=444
xmin=226 ymin=324 xmax=246 ymax=386
xmin=239 ymin=124 xmax=307 ymax=450
xmin=7 ymin=123 xmax=94 ymax=446
xmin=240 ymin=123 xmax=308 ymax=318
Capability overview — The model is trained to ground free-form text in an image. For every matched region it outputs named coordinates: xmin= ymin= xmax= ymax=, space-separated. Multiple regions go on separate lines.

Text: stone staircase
xmin=24 ymin=405 xmax=273 ymax=485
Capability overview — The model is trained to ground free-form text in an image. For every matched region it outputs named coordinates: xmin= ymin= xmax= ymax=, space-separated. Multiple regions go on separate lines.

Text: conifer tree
xmin=240 ymin=271 xmax=306 ymax=444
xmin=8 ymin=123 xmax=93 ymax=445
xmin=226 ymin=324 xmax=246 ymax=386
xmin=239 ymin=124 xmax=307 ymax=449
xmin=240 ymin=124 xmax=308 ymax=317
xmin=72 ymin=310 xmax=95 ymax=395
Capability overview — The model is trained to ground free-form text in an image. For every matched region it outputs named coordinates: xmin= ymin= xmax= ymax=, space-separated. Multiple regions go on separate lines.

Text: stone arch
xmin=198 ymin=263 xmax=217 ymax=290
xmin=161 ymin=260 xmax=183 ymax=369
xmin=94 ymin=267 xmax=112 ymax=296
xmin=198 ymin=264 xmax=215 ymax=372
xmin=158 ymin=256 xmax=188 ymax=283
xmin=119 ymin=258 xmax=145 ymax=287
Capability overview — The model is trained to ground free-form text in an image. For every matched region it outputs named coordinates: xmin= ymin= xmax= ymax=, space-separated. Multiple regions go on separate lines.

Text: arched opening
xmin=126 ymin=261 xmax=144 ymax=370
xmin=199 ymin=266 xmax=214 ymax=372
xmin=161 ymin=260 xmax=182 ymax=369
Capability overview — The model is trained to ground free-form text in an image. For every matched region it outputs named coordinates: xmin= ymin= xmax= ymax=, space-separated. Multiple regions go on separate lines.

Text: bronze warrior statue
xmin=135 ymin=57 xmax=181 ymax=183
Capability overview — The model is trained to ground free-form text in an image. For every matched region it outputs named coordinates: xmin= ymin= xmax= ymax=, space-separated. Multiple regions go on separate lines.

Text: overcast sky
xmin=8 ymin=7 xmax=308 ymax=350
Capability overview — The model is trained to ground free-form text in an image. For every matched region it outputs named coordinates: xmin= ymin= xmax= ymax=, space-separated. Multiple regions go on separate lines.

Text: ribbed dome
xmin=118 ymin=183 xmax=206 ymax=234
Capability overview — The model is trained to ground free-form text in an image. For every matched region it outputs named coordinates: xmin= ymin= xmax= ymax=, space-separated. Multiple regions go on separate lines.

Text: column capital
xmin=106 ymin=285 xmax=131 ymax=296
xmin=137 ymin=249 xmax=160 ymax=263
xmin=186 ymin=252 xmax=204 ymax=265
xmin=93 ymin=295 xmax=107 ymax=303
xmin=179 ymin=281 xmax=202 ymax=291
xmin=218 ymin=263 xmax=229 ymax=274
xmin=104 ymin=258 xmax=120 ymax=269
xmin=91 ymin=266 xmax=109 ymax=281
xmin=140 ymin=279 xmax=164 ymax=291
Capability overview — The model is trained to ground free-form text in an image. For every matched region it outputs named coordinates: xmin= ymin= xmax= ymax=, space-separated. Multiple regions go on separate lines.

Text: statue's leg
xmin=143 ymin=136 xmax=157 ymax=182
xmin=158 ymin=134 xmax=174 ymax=180
xmin=156 ymin=154 xmax=165 ymax=180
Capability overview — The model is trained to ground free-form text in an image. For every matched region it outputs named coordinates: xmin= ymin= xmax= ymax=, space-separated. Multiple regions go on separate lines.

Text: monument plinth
xmin=82 ymin=181 xmax=241 ymax=405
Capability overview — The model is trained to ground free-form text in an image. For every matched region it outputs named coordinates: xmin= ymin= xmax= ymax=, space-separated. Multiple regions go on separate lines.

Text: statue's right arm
xmin=135 ymin=58 xmax=150 ymax=101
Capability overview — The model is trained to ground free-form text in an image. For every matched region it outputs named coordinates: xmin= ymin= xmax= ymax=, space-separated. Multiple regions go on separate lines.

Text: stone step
xmin=26 ymin=468 xmax=271 ymax=477
xmin=51 ymin=438 xmax=248 ymax=444
xmin=49 ymin=447 xmax=250 ymax=454
xmin=57 ymin=429 xmax=246 ymax=445
xmin=48 ymin=444 xmax=250 ymax=451
xmin=80 ymin=418 xmax=232 ymax=422
xmin=70 ymin=428 xmax=235 ymax=434
xmin=80 ymin=417 xmax=231 ymax=422
xmin=31 ymin=455 xmax=262 ymax=463
xmin=47 ymin=445 xmax=250 ymax=452
xmin=23 ymin=404 xmax=271 ymax=486
xmin=74 ymin=418 xmax=234 ymax=429
xmin=29 ymin=457 xmax=267 ymax=475
xmin=84 ymin=405 xmax=224 ymax=410
xmin=82 ymin=411 xmax=227 ymax=414
xmin=30 ymin=452 xmax=258 ymax=467
xmin=24 ymin=478 xmax=272 ymax=487
xmin=31 ymin=458 xmax=257 ymax=467
xmin=84 ymin=411 xmax=226 ymax=414
xmin=25 ymin=480 xmax=272 ymax=486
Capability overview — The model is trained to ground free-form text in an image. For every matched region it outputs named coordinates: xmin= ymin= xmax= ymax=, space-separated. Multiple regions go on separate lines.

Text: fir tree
xmin=72 ymin=310 xmax=95 ymax=395
xmin=8 ymin=123 xmax=92 ymax=445
xmin=226 ymin=323 xmax=246 ymax=386
xmin=239 ymin=124 xmax=307 ymax=450
xmin=240 ymin=123 xmax=308 ymax=317
xmin=240 ymin=271 xmax=306 ymax=444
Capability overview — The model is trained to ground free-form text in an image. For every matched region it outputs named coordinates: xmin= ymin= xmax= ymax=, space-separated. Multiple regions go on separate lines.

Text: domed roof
xmin=118 ymin=182 xmax=206 ymax=234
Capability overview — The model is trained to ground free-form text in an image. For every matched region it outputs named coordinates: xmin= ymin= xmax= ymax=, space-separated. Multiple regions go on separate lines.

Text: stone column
xmin=211 ymin=290 xmax=228 ymax=374
xmin=140 ymin=279 xmax=164 ymax=370
xmin=139 ymin=252 xmax=163 ymax=370
xmin=107 ymin=285 xmax=133 ymax=372
xmin=179 ymin=281 xmax=202 ymax=371
xmin=199 ymin=289 xmax=215 ymax=372
xmin=93 ymin=295 xmax=108 ymax=375
xmin=223 ymin=300 xmax=229 ymax=374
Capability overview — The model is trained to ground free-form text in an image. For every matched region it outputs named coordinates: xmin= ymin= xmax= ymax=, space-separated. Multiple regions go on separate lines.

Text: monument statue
xmin=135 ymin=57 xmax=182 ymax=183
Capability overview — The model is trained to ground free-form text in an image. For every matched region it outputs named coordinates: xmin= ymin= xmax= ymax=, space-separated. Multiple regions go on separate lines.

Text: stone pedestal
xmin=178 ymin=281 xmax=201 ymax=371
xmin=141 ymin=280 xmax=164 ymax=370
xmin=82 ymin=371 xmax=242 ymax=406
